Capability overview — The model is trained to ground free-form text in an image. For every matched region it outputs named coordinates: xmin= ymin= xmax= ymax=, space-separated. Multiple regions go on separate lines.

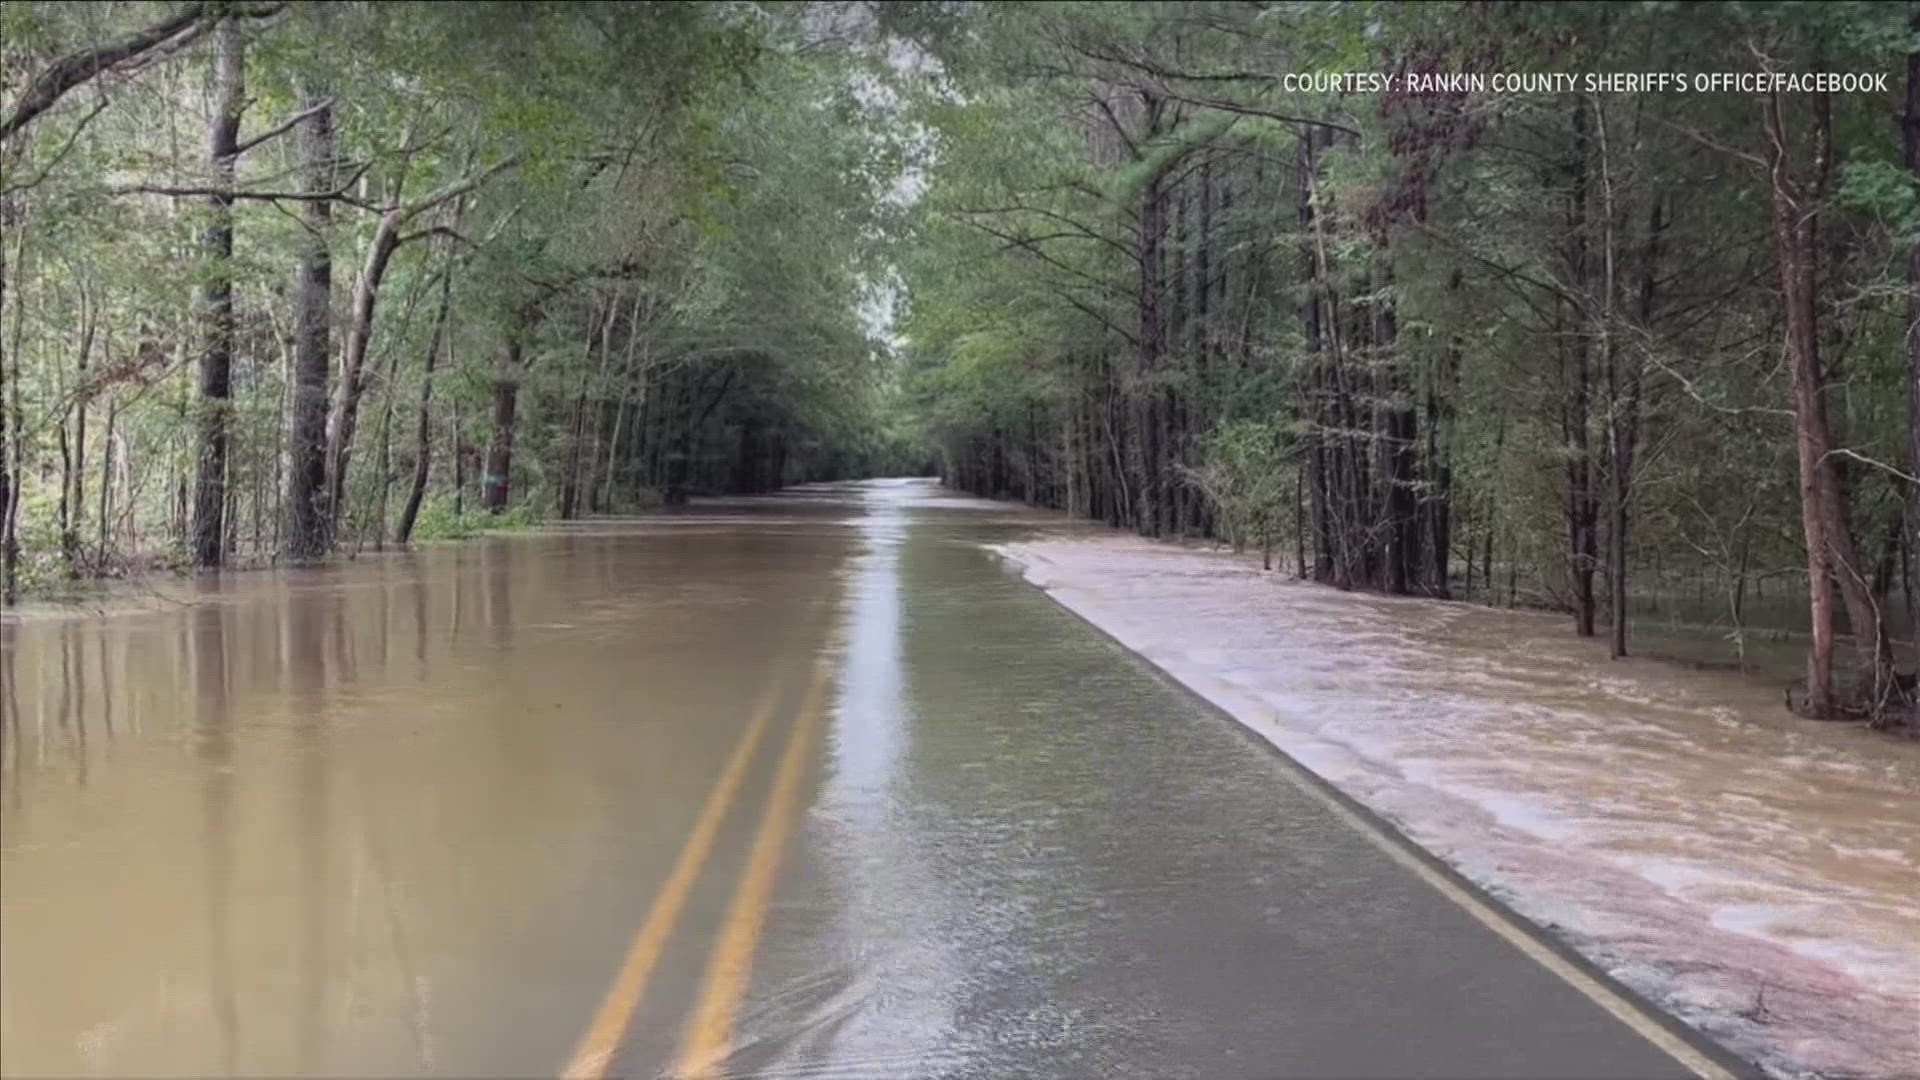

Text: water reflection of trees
xmin=191 ymin=603 xmax=238 ymax=1072
xmin=286 ymin=586 xmax=334 ymax=1071
xmin=1 ymin=635 xmax=20 ymax=804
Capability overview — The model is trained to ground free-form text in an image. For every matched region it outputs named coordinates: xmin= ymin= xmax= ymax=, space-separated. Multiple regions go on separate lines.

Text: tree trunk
xmin=1196 ymin=152 xmax=1214 ymax=532
xmin=1484 ymin=415 xmax=1505 ymax=602
xmin=452 ymin=396 xmax=465 ymax=516
xmin=324 ymin=212 xmax=403 ymax=528
xmin=1376 ymin=258 xmax=1417 ymax=595
xmin=1609 ymin=194 xmax=1665 ymax=659
xmin=0 ymin=225 xmax=11 ymax=604
xmin=1424 ymin=367 xmax=1456 ymax=598
xmin=587 ymin=291 xmax=637 ymax=513
xmin=1766 ymin=88 xmax=1891 ymax=715
xmin=395 ymin=242 xmax=456 ymax=545
xmin=284 ymin=88 xmax=334 ymax=560
xmin=1133 ymin=170 xmax=1162 ymax=536
xmin=1424 ymin=277 xmax=1461 ymax=598
xmin=1605 ymin=392 xmax=1631 ymax=657
xmin=560 ymin=387 xmax=588 ymax=520
xmin=1289 ymin=463 xmax=1304 ymax=575
xmin=1776 ymin=175 xmax=1839 ymax=715
xmin=603 ymin=397 xmax=634 ymax=511
xmin=192 ymin=15 xmax=242 ymax=568
xmin=1298 ymin=131 xmax=1335 ymax=583
xmin=559 ymin=299 xmax=612 ymax=519
xmin=97 ymin=398 xmax=116 ymax=560
xmin=368 ymin=314 xmax=405 ymax=550
xmin=588 ymin=397 xmax=618 ymax=512
xmin=57 ymin=422 xmax=71 ymax=562
xmin=1157 ymin=183 xmax=1176 ymax=538
xmin=66 ymin=284 xmax=94 ymax=571
xmin=1906 ymin=3 xmax=1920 ymax=678
xmin=1564 ymin=97 xmax=1599 ymax=637
xmin=250 ymin=399 xmax=263 ymax=555
xmin=481 ymin=337 xmax=521 ymax=513
xmin=1171 ymin=177 xmax=1189 ymax=533
xmin=1300 ymin=123 xmax=1372 ymax=590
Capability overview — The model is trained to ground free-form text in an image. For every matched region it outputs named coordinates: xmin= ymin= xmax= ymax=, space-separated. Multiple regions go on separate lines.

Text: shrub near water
xmin=410 ymin=500 xmax=539 ymax=541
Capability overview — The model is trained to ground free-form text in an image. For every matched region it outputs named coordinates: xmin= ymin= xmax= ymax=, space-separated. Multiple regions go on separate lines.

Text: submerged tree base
xmin=1785 ymin=670 xmax=1918 ymax=729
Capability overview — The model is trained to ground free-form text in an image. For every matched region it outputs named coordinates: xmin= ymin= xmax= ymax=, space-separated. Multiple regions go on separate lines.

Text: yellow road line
xmin=671 ymin=657 xmax=834 ymax=1080
xmin=561 ymin=667 xmax=791 ymax=1080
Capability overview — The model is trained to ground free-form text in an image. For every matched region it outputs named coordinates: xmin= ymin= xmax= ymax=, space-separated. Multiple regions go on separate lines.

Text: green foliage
xmin=888 ymin=0 xmax=1918 ymax=655
xmin=1188 ymin=420 xmax=1293 ymax=554
xmin=409 ymin=499 xmax=539 ymax=542
xmin=1837 ymin=159 xmax=1920 ymax=244
xmin=1 ymin=0 xmax=924 ymax=599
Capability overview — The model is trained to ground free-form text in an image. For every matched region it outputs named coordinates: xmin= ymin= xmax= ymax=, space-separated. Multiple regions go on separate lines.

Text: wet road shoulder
xmin=1101 ymin=610 xmax=1757 ymax=1080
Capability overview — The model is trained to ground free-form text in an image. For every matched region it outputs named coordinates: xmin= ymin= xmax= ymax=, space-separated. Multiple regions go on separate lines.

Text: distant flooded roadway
xmin=2 ymin=479 xmax=1734 ymax=1078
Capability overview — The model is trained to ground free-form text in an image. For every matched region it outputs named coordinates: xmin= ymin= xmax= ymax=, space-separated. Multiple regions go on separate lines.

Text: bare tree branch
xmin=233 ymin=97 xmax=334 ymax=156
xmin=1655 ymin=115 xmax=1768 ymax=171
xmin=1 ymin=4 xmax=210 ymax=143
xmin=396 ymin=152 xmax=522 ymax=225
xmin=953 ymin=203 xmax=1140 ymax=264
xmin=106 ymin=158 xmax=378 ymax=207
xmin=1821 ymin=447 xmax=1920 ymax=486
xmin=1160 ymin=93 xmax=1362 ymax=139
xmin=396 ymin=225 xmax=474 ymax=249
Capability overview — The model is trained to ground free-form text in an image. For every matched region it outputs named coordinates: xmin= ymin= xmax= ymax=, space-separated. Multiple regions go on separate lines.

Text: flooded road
xmin=999 ymin=534 xmax=1920 ymax=1079
xmin=4 ymin=480 xmax=1728 ymax=1078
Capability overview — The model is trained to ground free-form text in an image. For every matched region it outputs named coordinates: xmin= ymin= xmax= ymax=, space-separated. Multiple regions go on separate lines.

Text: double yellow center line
xmin=562 ymin=655 xmax=835 ymax=1080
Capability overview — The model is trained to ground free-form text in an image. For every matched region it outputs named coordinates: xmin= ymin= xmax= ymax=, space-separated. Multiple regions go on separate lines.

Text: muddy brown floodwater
xmin=1 ymin=498 xmax=861 ymax=1076
xmin=0 ymin=479 xmax=1883 ymax=1078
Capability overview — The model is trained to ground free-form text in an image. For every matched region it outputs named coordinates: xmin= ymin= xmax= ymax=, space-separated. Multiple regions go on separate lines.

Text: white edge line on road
xmin=1018 ymin=569 xmax=1740 ymax=1080
xmin=1262 ymin=758 xmax=1736 ymax=1080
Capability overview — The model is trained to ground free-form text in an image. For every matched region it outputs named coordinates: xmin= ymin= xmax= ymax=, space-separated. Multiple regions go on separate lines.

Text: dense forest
xmin=1 ymin=1 xmax=1916 ymax=723
xmin=0 ymin=1 xmax=921 ymax=586
xmin=889 ymin=2 xmax=1919 ymax=724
